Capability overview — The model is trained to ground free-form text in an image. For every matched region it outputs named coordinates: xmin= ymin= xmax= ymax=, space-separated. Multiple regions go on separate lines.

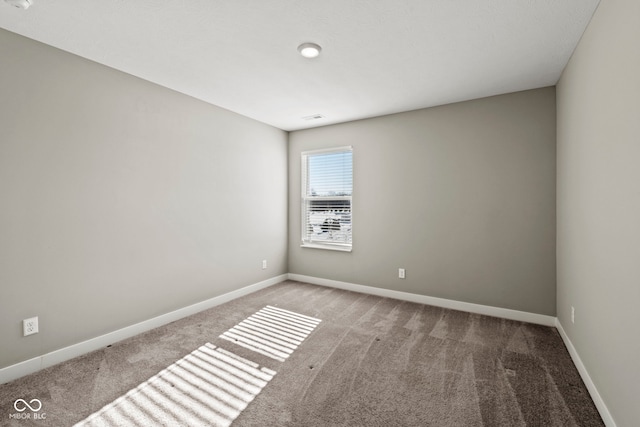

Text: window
xmin=301 ymin=147 xmax=353 ymax=251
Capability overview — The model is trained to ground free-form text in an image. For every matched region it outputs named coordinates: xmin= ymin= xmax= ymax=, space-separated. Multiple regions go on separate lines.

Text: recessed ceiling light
xmin=297 ymin=43 xmax=322 ymax=59
xmin=4 ymin=0 xmax=32 ymax=9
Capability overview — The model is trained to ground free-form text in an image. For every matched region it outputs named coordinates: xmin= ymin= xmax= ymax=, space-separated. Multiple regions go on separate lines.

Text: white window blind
xmin=301 ymin=147 xmax=353 ymax=251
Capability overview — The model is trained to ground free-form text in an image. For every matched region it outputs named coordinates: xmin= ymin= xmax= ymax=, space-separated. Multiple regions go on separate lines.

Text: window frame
xmin=300 ymin=146 xmax=353 ymax=252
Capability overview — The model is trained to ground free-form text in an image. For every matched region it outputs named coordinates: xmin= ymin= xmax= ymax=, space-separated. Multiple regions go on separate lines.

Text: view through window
xmin=301 ymin=147 xmax=353 ymax=251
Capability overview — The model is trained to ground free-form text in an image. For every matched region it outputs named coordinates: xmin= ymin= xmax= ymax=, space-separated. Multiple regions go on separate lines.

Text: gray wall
xmin=0 ymin=29 xmax=288 ymax=369
xmin=556 ymin=0 xmax=640 ymax=425
xmin=289 ymin=88 xmax=557 ymax=315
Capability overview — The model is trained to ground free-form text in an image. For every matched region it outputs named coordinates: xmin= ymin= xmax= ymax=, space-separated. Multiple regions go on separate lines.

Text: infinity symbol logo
xmin=14 ymin=398 xmax=42 ymax=412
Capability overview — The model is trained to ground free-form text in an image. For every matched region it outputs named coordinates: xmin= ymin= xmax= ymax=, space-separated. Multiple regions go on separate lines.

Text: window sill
xmin=301 ymin=243 xmax=352 ymax=252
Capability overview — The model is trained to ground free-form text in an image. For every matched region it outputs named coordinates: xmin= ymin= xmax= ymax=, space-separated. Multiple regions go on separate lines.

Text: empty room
xmin=0 ymin=0 xmax=638 ymax=426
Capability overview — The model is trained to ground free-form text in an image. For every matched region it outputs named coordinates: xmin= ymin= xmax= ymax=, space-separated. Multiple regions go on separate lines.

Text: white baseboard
xmin=1 ymin=273 xmax=615 ymax=427
xmin=555 ymin=319 xmax=617 ymax=427
xmin=0 ymin=274 xmax=286 ymax=385
xmin=288 ymin=274 xmax=556 ymax=326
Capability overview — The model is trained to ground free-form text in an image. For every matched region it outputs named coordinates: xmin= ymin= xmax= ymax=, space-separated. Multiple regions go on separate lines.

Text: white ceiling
xmin=0 ymin=0 xmax=600 ymax=131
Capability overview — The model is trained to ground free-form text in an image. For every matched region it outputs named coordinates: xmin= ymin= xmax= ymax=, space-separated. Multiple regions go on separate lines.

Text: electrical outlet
xmin=571 ymin=306 xmax=575 ymax=324
xmin=262 ymin=260 xmax=267 ymax=270
xmin=398 ymin=268 xmax=406 ymax=279
xmin=23 ymin=317 xmax=38 ymax=336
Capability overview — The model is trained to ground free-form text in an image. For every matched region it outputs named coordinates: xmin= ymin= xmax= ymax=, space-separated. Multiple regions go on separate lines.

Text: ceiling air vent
xmin=302 ymin=114 xmax=325 ymax=121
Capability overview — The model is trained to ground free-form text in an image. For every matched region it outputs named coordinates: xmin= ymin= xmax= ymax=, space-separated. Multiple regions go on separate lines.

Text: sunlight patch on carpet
xmin=74 ymin=343 xmax=276 ymax=427
xmin=220 ymin=306 xmax=322 ymax=362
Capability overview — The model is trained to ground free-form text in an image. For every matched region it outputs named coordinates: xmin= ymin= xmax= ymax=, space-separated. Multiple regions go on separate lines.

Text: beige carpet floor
xmin=0 ymin=280 xmax=604 ymax=426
